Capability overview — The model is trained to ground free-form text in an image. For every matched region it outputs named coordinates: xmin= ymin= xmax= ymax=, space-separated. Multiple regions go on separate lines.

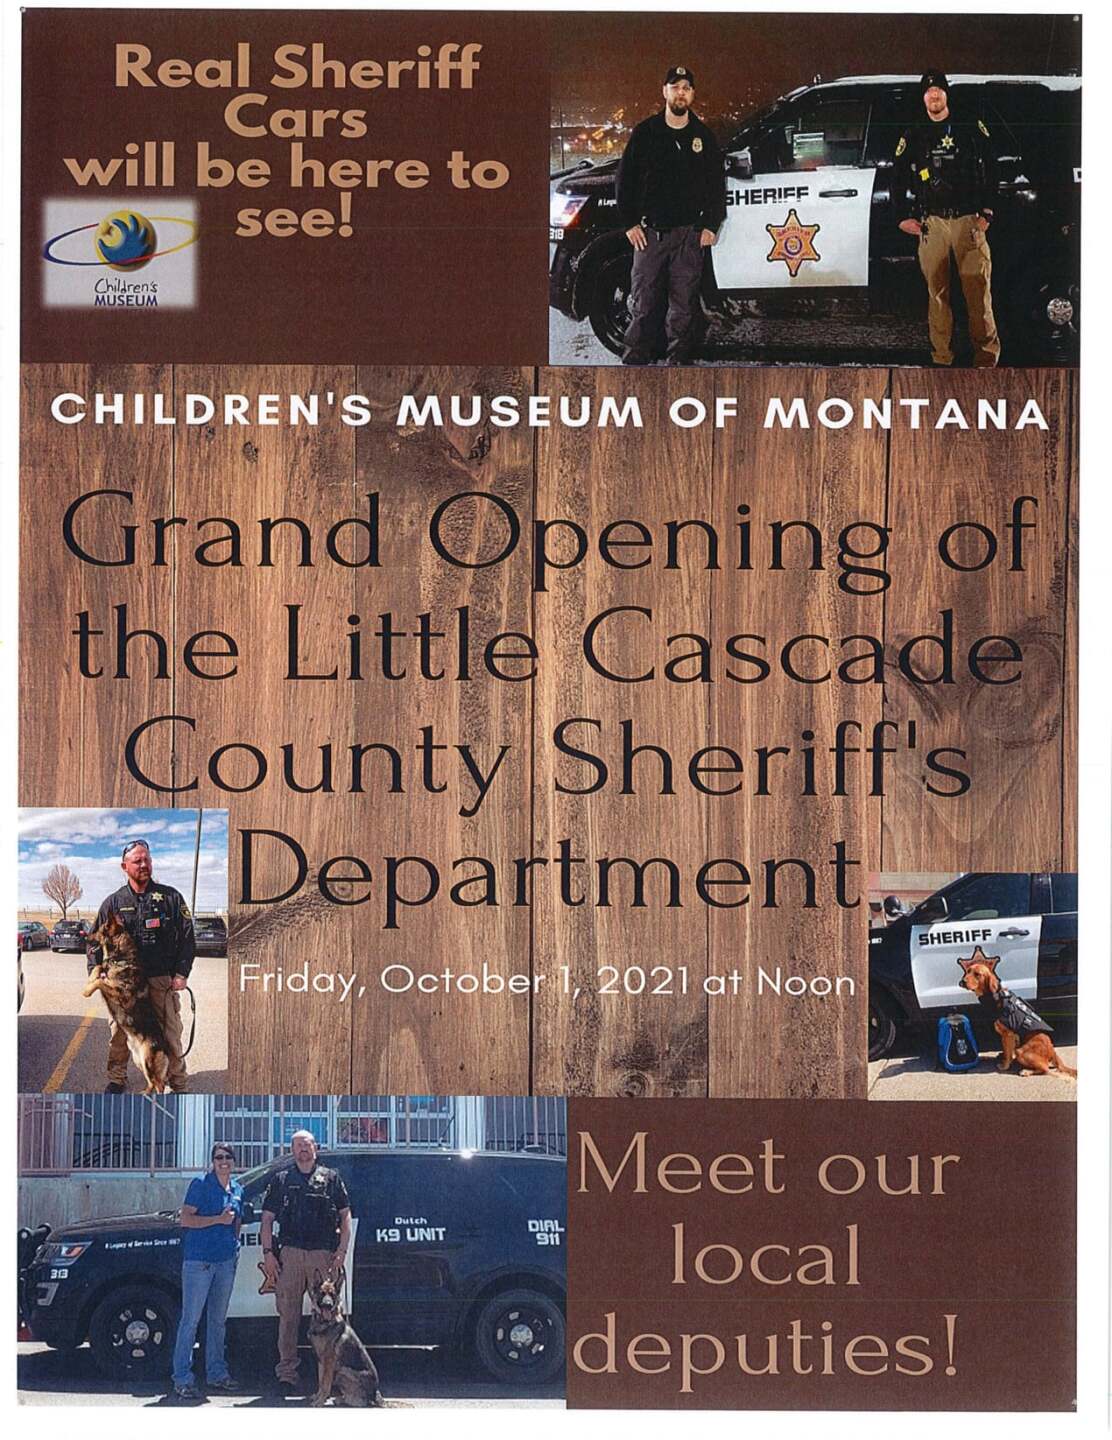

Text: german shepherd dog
xmin=959 ymin=948 xmax=1077 ymax=1079
xmin=307 ymin=1270 xmax=384 ymax=1407
xmin=82 ymin=911 xmax=171 ymax=1094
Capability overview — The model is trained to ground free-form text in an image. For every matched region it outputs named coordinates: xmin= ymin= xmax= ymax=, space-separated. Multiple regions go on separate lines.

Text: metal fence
xmin=18 ymin=1093 xmax=568 ymax=1175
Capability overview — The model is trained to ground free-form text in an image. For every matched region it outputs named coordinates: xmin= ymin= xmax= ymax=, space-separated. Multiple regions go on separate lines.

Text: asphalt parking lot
xmin=869 ymin=1021 xmax=1078 ymax=1101
xmin=18 ymin=950 xmax=228 ymax=1093
xmin=16 ymin=1340 xmax=564 ymax=1408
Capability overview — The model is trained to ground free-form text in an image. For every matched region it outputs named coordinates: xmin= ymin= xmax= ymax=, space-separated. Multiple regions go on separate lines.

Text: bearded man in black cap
xmin=616 ymin=65 xmax=726 ymax=365
xmin=894 ymin=70 xmax=1000 ymax=367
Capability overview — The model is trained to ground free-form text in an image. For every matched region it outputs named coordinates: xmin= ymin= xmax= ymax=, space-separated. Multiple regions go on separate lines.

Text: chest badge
xmin=940 ymin=133 xmax=955 ymax=150
xmin=692 ymin=136 xmax=703 ymax=154
xmin=765 ymin=208 xmax=821 ymax=278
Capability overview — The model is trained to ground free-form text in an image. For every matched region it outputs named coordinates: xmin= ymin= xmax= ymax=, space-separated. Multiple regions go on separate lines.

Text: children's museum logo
xmin=41 ymin=199 xmax=198 ymax=309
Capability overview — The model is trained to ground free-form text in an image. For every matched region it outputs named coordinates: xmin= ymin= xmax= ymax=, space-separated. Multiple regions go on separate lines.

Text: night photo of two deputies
xmin=549 ymin=64 xmax=1079 ymax=366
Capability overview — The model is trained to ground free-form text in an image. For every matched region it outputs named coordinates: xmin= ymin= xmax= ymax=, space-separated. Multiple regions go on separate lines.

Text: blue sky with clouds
xmin=18 ymin=808 xmax=228 ymax=914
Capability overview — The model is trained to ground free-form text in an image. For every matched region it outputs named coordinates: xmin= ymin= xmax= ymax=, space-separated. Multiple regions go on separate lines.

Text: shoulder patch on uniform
xmin=181 ymin=903 xmax=191 ymax=918
xmin=895 ymin=136 xmax=906 ymax=157
xmin=978 ymin=119 xmax=990 ymax=137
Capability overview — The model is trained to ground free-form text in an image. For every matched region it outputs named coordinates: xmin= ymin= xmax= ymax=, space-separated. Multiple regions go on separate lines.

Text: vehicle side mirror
xmin=913 ymin=894 xmax=947 ymax=924
xmin=727 ymin=148 xmax=753 ymax=180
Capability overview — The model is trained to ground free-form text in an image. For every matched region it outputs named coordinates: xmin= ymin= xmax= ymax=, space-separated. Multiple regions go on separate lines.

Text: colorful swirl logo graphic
xmin=43 ymin=208 xmax=199 ymax=269
xmin=94 ymin=210 xmax=157 ymax=270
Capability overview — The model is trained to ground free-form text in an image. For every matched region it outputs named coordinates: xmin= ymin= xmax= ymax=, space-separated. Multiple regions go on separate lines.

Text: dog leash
xmin=180 ymin=985 xmax=197 ymax=1058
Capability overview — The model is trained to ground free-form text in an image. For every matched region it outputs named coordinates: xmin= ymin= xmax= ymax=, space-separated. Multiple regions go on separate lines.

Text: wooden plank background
xmin=19 ymin=365 xmax=1078 ymax=1096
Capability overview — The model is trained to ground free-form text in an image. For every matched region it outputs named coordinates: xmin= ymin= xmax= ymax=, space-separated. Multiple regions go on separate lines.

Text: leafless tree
xmin=42 ymin=864 xmax=82 ymax=919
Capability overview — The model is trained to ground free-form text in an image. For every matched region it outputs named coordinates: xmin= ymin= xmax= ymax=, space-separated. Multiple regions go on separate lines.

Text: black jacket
xmin=86 ymin=880 xmax=195 ymax=979
xmin=894 ymin=114 xmax=998 ymax=222
xmin=617 ymin=110 xmax=727 ymax=232
xmin=262 ymin=1163 xmax=351 ymax=1252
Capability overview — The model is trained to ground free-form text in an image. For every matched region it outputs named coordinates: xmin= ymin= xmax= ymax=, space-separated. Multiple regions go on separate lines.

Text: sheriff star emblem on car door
xmin=765 ymin=208 xmax=821 ymax=277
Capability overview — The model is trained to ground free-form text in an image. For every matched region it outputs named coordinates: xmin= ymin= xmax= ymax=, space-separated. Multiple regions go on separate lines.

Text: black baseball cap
xmin=920 ymin=70 xmax=950 ymax=95
xmin=665 ymin=65 xmax=695 ymax=86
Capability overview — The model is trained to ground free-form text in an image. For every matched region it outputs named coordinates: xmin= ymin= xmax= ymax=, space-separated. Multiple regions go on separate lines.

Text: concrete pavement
xmin=18 ymin=950 xmax=228 ymax=1093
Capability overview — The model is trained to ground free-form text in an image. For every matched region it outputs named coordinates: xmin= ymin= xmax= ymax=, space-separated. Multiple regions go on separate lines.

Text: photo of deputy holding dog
xmin=259 ymin=1130 xmax=368 ymax=1400
xmin=19 ymin=807 xmax=229 ymax=1093
xmin=87 ymin=840 xmax=194 ymax=1094
xmin=868 ymin=870 xmax=1077 ymax=1100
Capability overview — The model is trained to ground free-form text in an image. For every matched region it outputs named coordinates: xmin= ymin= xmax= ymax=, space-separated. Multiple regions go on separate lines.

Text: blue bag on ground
xmin=937 ymin=1012 xmax=980 ymax=1072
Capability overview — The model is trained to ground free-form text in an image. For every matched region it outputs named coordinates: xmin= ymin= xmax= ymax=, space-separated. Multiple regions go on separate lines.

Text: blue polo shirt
xmin=180 ymin=1169 xmax=243 ymax=1263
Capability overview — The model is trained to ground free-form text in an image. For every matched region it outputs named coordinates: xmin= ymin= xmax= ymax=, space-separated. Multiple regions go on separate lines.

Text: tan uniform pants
xmin=918 ymin=213 xmax=1000 ymax=368
xmin=274 ymin=1246 xmax=335 ymax=1382
xmin=106 ymin=973 xmax=187 ymax=1090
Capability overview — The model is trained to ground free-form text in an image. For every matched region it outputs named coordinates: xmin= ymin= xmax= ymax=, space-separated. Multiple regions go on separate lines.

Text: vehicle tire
xmin=588 ymin=250 xmax=633 ymax=356
xmin=1007 ymin=271 xmax=1079 ymax=361
xmin=88 ymin=1283 xmax=179 ymax=1381
xmin=868 ymin=990 xmax=899 ymax=1062
xmin=472 ymin=1288 xmax=565 ymax=1386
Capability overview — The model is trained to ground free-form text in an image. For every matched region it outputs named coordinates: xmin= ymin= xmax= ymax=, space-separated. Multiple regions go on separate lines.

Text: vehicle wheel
xmin=868 ymin=991 xmax=899 ymax=1062
xmin=1009 ymin=272 xmax=1079 ymax=359
xmin=588 ymin=251 xmax=633 ymax=356
xmin=88 ymin=1284 xmax=179 ymax=1381
xmin=472 ymin=1288 xmax=565 ymax=1386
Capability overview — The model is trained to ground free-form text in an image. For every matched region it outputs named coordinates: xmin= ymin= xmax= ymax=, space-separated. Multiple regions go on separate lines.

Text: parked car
xmin=550 ymin=73 xmax=1080 ymax=359
xmin=17 ymin=945 xmax=25 ymax=1011
xmin=18 ymin=922 xmax=50 ymax=952
xmin=20 ymin=1148 xmax=567 ymax=1385
xmin=869 ymin=872 xmax=1078 ymax=1060
xmin=50 ymin=920 xmax=89 ymax=953
xmin=192 ymin=914 xmax=227 ymax=957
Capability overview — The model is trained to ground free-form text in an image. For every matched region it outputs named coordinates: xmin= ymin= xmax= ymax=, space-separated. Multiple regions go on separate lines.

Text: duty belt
xmin=925 ymin=207 xmax=976 ymax=220
xmin=642 ymin=221 xmax=697 ymax=235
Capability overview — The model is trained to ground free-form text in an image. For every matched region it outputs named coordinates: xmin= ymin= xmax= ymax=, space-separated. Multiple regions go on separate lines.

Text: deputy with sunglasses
xmin=87 ymin=839 xmax=195 ymax=1093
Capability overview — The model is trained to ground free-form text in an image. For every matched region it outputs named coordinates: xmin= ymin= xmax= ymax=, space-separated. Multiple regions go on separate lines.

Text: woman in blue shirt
xmin=171 ymin=1142 xmax=243 ymax=1400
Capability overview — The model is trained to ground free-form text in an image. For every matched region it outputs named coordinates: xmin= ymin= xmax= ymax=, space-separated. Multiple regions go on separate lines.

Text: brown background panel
xmin=567 ymin=1097 xmax=1076 ymax=1409
xmin=349 ymin=366 xmax=534 ymax=1095
xmin=22 ymin=10 xmax=550 ymax=364
xmin=20 ymin=364 xmax=175 ymax=806
xmin=18 ymin=365 xmax=1078 ymax=1095
xmin=170 ymin=364 xmax=358 ymax=1094
xmin=708 ymin=372 xmax=887 ymax=1100
xmin=532 ymin=370 xmax=715 ymax=1099
xmin=881 ymin=369 xmax=1074 ymax=871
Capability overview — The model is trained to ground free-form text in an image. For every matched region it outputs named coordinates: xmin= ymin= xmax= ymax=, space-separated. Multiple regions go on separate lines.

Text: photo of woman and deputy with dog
xmin=18 ymin=1094 xmax=568 ymax=1408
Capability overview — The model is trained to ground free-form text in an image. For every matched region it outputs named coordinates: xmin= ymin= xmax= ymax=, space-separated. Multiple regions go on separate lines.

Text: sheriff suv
xmin=20 ymin=1148 xmax=567 ymax=1385
xmin=868 ymin=872 xmax=1078 ymax=1060
xmin=550 ymin=73 xmax=1080 ymax=360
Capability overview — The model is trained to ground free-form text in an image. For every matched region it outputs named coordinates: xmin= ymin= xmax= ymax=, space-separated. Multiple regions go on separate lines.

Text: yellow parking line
xmin=43 ymin=1003 xmax=100 ymax=1093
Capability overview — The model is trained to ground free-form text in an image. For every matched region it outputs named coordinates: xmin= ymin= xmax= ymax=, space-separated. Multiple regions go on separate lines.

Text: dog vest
xmin=994 ymin=989 xmax=1053 ymax=1042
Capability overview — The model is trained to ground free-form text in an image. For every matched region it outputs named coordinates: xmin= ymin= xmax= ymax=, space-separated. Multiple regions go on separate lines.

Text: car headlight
xmin=36 ymin=1241 xmax=90 ymax=1263
xmin=550 ymin=191 xmax=589 ymax=231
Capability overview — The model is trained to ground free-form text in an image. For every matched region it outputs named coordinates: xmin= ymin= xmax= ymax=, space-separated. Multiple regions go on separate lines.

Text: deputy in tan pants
xmin=916 ymin=214 xmax=1000 ymax=368
xmin=89 ymin=840 xmax=195 ymax=1093
xmin=260 ymin=1131 xmax=353 ymax=1391
xmin=895 ymin=70 xmax=1001 ymax=368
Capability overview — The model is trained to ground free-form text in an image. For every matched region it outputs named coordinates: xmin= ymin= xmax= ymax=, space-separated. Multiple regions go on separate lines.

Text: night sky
xmin=553 ymin=11 xmax=1081 ymax=123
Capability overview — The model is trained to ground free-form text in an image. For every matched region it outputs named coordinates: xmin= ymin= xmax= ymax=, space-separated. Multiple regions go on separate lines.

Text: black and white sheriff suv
xmin=550 ymin=73 xmax=1080 ymax=358
xmin=868 ymin=872 xmax=1078 ymax=1060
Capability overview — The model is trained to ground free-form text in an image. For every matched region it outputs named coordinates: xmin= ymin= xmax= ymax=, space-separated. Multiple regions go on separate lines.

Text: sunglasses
xmin=121 ymin=840 xmax=151 ymax=859
xmin=213 ymin=1152 xmax=235 ymax=1162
